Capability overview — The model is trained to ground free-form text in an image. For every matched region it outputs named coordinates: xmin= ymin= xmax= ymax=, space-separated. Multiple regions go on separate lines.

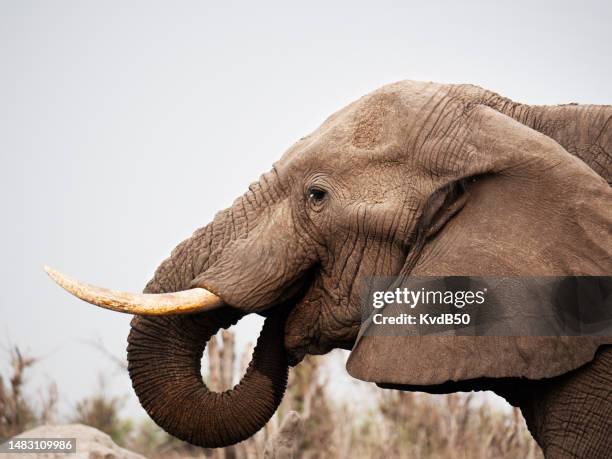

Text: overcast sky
xmin=2 ymin=1 xmax=611 ymax=419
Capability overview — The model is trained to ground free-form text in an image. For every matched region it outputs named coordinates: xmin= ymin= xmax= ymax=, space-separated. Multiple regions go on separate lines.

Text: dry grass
xmin=0 ymin=346 xmax=57 ymax=441
xmin=1 ymin=338 xmax=543 ymax=458
xmin=344 ymin=391 xmax=543 ymax=459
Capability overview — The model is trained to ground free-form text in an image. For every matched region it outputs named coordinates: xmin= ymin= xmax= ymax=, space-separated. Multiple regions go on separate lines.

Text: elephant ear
xmin=347 ymin=104 xmax=612 ymax=387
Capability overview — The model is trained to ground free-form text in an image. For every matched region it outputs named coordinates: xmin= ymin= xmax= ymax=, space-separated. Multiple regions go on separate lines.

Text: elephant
xmin=47 ymin=80 xmax=612 ymax=458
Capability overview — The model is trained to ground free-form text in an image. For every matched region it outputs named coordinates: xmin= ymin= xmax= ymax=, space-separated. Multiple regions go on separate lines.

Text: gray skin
xmin=127 ymin=81 xmax=612 ymax=457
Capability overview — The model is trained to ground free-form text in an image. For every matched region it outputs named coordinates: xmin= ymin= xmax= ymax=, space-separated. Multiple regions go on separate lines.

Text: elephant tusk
xmin=44 ymin=266 xmax=224 ymax=315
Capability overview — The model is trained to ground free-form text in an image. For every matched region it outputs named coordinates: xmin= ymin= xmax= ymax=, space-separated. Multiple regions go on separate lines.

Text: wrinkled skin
xmin=128 ymin=81 xmax=612 ymax=457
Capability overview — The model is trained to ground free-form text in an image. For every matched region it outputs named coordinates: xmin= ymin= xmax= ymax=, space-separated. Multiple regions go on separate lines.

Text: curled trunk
xmin=125 ymin=169 xmax=299 ymax=448
xmin=127 ymin=307 xmax=289 ymax=447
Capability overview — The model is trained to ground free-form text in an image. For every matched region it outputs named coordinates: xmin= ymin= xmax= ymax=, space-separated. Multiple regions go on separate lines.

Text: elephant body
xmin=50 ymin=81 xmax=612 ymax=458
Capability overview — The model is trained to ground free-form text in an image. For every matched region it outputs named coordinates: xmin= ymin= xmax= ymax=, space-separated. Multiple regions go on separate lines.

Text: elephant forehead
xmin=277 ymin=80 xmax=449 ymax=168
xmin=350 ymin=91 xmax=398 ymax=149
xmin=329 ymin=82 xmax=449 ymax=145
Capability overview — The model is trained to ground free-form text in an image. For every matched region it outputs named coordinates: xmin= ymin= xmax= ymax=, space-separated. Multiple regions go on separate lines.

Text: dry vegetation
xmin=0 ymin=347 xmax=57 ymax=440
xmin=0 ymin=335 xmax=542 ymax=458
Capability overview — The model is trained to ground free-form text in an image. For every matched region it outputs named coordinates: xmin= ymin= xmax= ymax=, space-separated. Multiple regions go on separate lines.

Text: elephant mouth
xmin=283 ymin=301 xmax=360 ymax=366
xmin=284 ymin=340 xmax=342 ymax=366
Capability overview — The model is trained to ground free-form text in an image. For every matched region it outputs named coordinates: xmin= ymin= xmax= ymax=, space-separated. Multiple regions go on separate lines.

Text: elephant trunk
xmin=123 ymin=169 xmax=305 ymax=447
xmin=48 ymin=167 xmax=301 ymax=447
xmin=127 ymin=306 xmax=289 ymax=448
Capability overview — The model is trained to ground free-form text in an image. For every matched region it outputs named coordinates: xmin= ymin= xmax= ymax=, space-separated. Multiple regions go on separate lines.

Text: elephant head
xmin=47 ymin=81 xmax=612 ymax=448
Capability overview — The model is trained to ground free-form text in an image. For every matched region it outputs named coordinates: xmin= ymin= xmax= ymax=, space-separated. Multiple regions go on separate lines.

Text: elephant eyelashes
xmin=307 ymin=187 xmax=327 ymax=203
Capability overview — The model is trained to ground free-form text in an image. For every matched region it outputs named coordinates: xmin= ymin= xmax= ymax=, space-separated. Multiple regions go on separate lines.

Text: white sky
xmin=2 ymin=0 xmax=610 ymax=419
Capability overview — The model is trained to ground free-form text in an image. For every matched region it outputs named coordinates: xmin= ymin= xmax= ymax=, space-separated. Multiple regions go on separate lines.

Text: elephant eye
xmin=307 ymin=187 xmax=327 ymax=203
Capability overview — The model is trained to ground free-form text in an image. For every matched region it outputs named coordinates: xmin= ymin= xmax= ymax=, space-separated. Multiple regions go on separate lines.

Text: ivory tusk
xmin=44 ymin=266 xmax=224 ymax=315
